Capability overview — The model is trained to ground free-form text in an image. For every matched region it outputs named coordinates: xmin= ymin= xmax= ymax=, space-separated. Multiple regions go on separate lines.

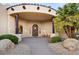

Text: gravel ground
xmin=49 ymin=42 xmax=79 ymax=55
xmin=0 ymin=43 xmax=31 ymax=55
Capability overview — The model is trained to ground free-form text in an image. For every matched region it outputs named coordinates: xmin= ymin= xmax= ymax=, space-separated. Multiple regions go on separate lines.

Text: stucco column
xmin=15 ymin=14 xmax=19 ymax=34
xmin=52 ymin=17 xmax=55 ymax=33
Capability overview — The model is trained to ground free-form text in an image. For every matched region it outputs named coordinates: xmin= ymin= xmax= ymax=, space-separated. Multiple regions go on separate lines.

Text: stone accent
xmin=6 ymin=43 xmax=31 ymax=55
xmin=49 ymin=42 xmax=69 ymax=55
xmin=0 ymin=39 xmax=15 ymax=51
xmin=49 ymin=42 xmax=79 ymax=55
xmin=62 ymin=38 xmax=79 ymax=51
xmin=0 ymin=39 xmax=31 ymax=55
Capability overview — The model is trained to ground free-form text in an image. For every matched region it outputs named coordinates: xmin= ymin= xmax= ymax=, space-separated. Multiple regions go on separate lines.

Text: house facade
xmin=0 ymin=3 xmax=56 ymax=37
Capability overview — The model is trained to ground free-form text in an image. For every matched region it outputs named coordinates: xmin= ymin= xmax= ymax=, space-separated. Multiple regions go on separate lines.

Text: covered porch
xmin=7 ymin=4 xmax=56 ymax=37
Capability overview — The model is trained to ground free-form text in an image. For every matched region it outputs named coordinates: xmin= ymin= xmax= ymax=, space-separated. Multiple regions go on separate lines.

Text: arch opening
xmin=32 ymin=24 xmax=38 ymax=36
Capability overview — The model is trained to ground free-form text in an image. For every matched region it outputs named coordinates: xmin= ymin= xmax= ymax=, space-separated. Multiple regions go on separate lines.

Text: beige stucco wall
xmin=0 ymin=4 xmax=8 ymax=35
xmin=8 ymin=5 xmax=56 ymax=16
xmin=19 ymin=20 xmax=41 ymax=37
xmin=7 ymin=13 xmax=53 ymax=37
xmin=8 ymin=15 xmax=15 ymax=33
xmin=41 ymin=22 xmax=52 ymax=34
xmin=4 ymin=4 xmax=55 ymax=37
xmin=20 ymin=21 xmax=52 ymax=37
xmin=7 ymin=4 xmax=56 ymax=37
xmin=0 ymin=4 xmax=55 ymax=37
xmin=8 ymin=15 xmax=52 ymax=37
xmin=19 ymin=20 xmax=52 ymax=37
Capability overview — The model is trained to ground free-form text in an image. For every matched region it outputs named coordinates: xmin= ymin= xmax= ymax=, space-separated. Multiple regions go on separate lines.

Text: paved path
xmin=22 ymin=37 xmax=57 ymax=55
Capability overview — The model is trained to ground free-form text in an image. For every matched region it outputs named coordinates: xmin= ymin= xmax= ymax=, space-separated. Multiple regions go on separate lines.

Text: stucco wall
xmin=8 ymin=15 xmax=52 ymax=37
xmin=8 ymin=4 xmax=56 ymax=16
xmin=19 ymin=19 xmax=28 ymax=37
xmin=41 ymin=21 xmax=52 ymax=33
xmin=0 ymin=4 xmax=8 ymax=35
xmin=0 ymin=4 xmax=54 ymax=37
xmin=19 ymin=20 xmax=41 ymax=37
xmin=39 ymin=21 xmax=52 ymax=36
xmin=19 ymin=20 xmax=52 ymax=37
xmin=8 ymin=15 xmax=15 ymax=34
xmin=7 ymin=4 xmax=55 ymax=37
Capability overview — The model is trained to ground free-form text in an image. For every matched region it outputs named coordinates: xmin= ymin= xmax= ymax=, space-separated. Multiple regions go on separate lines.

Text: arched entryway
xmin=32 ymin=24 xmax=38 ymax=36
xmin=19 ymin=25 xmax=23 ymax=34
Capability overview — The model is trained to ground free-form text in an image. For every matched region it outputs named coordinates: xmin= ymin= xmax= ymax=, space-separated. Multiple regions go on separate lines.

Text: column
xmin=52 ymin=17 xmax=55 ymax=33
xmin=15 ymin=14 xmax=19 ymax=34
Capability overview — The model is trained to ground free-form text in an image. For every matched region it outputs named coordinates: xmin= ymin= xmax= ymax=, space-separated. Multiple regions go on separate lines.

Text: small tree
xmin=55 ymin=3 xmax=79 ymax=38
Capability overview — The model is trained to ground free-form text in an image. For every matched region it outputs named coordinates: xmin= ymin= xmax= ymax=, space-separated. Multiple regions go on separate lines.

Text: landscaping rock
xmin=6 ymin=43 xmax=31 ymax=55
xmin=62 ymin=38 xmax=79 ymax=51
xmin=0 ymin=39 xmax=31 ymax=55
xmin=49 ymin=42 xmax=79 ymax=55
xmin=49 ymin=42 xmax=69 ymax=55
xmin=0 ymin=39 xmax=15 ymax=52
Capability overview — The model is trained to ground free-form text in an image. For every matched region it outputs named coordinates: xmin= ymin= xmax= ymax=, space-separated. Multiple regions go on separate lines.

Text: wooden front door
xmin=32 ymin=24 xmax=38 ymax=36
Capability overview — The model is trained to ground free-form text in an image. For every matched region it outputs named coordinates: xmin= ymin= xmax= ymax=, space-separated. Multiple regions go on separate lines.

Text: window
xmin=19 ymin=25 xmax=23 ymax=34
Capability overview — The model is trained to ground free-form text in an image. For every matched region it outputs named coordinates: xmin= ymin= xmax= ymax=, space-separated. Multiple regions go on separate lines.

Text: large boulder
xmin=0 ymin=39 xmax=31 ymax=55
xmin=62 ymin=38 xmax=79 ymax=51
xmin=49 ymin=42 xmax=69 ymax=55
xmin=0 ymin=39 xmax=15 ymax=51
xmin=6 ymin=43 xmax=31 ymax=55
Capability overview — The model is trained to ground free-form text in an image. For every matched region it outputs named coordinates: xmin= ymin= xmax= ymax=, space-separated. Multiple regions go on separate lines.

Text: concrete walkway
xmin=22 ymin=37 xmax=57 ymax=55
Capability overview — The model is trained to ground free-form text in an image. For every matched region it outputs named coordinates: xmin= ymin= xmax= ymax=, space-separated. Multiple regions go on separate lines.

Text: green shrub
xmin=0 ymin=34 xmax=19 ymax=44
xmin=50 ymin=36 xmax=62 ymax=43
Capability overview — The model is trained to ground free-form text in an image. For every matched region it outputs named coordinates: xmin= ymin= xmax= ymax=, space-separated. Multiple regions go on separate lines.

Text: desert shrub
xmin=0 ymin=34 xmax=18 ymax=44
xmin=50 ymin=36 xmax=62 ymax=43
xmin=75 ymin=32 xmax=79 ymax=40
